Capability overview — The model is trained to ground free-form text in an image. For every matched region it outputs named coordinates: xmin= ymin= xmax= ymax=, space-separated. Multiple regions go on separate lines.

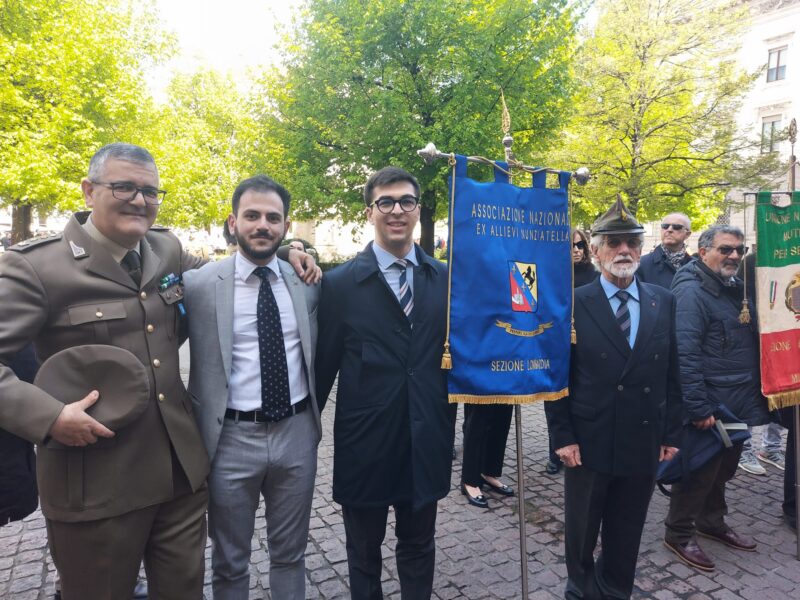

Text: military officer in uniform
xmin=0 ymin=143 xmax=270 ymax=600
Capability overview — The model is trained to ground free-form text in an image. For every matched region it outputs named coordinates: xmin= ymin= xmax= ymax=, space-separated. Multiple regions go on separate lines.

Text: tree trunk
xmin=419 ymin=189 xmax=435 ymax=255
xmin=11 ymin=202 xmax=33 ymax=244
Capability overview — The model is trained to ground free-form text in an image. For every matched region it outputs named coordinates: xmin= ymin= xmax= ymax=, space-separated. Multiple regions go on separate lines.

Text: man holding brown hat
xmin=546 ymin=196 xmax=682 ymax=599
xmin=0 ymin=143 xmax=211 ymax=600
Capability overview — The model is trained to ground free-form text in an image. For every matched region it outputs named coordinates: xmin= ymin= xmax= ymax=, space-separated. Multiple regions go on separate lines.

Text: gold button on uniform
xmin=153 ymin=359 xmax=161 ymax=368
xmin=146 ymin=324 xmax=155 ymax=333
xmin=95 ymin=311 xmax=103 ymax=318
xmin=140 ymin=292 xmax=147 ymax=300
xmin=158 ymin=393 xmax=165 ymax=402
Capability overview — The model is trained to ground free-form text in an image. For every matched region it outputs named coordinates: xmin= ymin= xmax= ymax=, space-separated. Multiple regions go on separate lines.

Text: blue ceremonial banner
xmin=445 ymin=155 xmax=572 ymax=404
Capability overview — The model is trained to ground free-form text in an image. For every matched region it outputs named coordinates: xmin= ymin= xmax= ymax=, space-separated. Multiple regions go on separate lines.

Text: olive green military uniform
xmin=0 ymin=212 xmax=210 ymax=599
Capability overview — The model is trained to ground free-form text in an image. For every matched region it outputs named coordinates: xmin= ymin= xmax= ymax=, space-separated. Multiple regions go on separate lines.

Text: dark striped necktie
xmin=615 ymin=290 xmax=631 ymax=342
xmin=121 ymin=250 xmax=142 ymax=287
xmin=394 ymin=259 xmax=413 ymax=320
xmin=253 ymin=266 xmax=291 ymax=421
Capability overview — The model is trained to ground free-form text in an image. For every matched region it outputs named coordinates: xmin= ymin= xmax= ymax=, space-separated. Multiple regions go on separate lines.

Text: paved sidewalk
xmin=1 ymin=350 xmax=798 ymax=598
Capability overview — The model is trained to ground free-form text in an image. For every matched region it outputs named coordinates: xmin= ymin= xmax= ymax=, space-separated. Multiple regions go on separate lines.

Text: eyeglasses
xmin=712 ymin=245 xmax=747 ymax=256
xmin=370 ymin=195 xmax=419 ymax=214
xmin=92 ymin=181 xmax=166 ymax=205
xmin=605 ymin=237 xmax=643 ymax=249
xmin=661 ymin=223 xmax=687 ymax=231
xmin=572 ymin=241 xmax=587 ymax=250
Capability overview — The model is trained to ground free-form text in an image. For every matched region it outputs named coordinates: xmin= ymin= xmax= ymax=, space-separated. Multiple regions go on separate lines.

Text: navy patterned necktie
xmin=121 ymin=250 xmax=142 ymax=287
xmin=394 ymin=259 xmax=413 ymax=319
xmin=615 ymin=290 xmax=631 ymax=342
xmin=253 ymin=266 xmax=291 ymax=420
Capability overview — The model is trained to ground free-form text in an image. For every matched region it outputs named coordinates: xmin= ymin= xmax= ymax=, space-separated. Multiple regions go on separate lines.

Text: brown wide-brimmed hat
xmin=34 ymin=345 xmax=150 ymax=447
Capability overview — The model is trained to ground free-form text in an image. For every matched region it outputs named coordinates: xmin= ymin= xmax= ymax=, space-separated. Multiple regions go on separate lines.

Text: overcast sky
xmin=147 ymin=0 xmax=301 ymax=97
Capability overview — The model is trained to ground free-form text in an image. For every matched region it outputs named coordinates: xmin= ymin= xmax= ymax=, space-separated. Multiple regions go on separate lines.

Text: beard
xmin=718 ymin=260 xmax=740 ymax=278
xmin=602 ymin=256 xmax=640 ymax=279
xmin=236 ymin=230 xmax=284 ymax=261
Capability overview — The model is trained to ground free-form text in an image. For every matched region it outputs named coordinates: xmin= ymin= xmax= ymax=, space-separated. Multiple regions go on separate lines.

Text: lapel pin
xmin=69 ymin=240 xmax=86 ymax=258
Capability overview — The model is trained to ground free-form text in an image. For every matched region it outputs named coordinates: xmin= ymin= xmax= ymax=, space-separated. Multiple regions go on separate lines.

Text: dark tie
xmin=253 ymin=266 xmax=291 ymax=421
xmin=394 ymin=259 xmax=413 ymax=319
xmin=121 ymin=250 xmax=142 ymax=287
xmin=615 ymin=290 xmax=631 ymax=342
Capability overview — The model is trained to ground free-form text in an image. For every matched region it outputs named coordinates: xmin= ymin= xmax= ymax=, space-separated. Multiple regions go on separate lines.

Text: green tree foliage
xmin=0 ymin=0 xmax=171 ymax=239
xmin=553 ymin=0 xmax=784 ymax=227
xmin=153 ymin=69 xmax=254 ymax=230
xmin=257 ymin=0 xmax=582 ymax=251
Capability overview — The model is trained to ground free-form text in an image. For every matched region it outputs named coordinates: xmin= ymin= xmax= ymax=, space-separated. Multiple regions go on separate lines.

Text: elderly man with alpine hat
xmin=547 ymin=196 xmax=682 ymax=599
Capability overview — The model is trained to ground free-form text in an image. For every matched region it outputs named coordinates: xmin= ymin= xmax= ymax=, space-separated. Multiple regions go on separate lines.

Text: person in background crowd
xmin=571 ymin=227 xmax=599 ymax=289
xmin=546 ymin=197 xmax=681 ymax=599
xmin=316 ymin=166 xmax=456 ymax=599
xmin=0 ymin=345 xmax=39 ymax=528
xmin=736 ymin=246 xmax=786 ymax=475
xmin=460 ymin=403 xmax=514 ymax=508
xmin=544 ymin=228 xmax=600 ymax=476
xmin=664 ymin=225 xmax=770 ymax=572
xmin=638 ymin=212 xmax=694 ymax=289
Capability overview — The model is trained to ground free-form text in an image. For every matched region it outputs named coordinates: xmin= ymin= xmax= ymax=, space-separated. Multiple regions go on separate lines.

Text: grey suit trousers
xmin=208 ymin=408 xmax=317 ymax=600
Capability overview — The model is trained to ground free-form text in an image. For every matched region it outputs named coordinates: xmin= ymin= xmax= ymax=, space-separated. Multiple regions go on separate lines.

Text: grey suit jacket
xmin=183 ymin=255 xmax=321 ymax=461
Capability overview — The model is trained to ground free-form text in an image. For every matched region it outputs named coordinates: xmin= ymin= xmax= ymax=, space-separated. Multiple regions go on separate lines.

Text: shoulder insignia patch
xmin=8 ymin=233 xmax=63 ymax=252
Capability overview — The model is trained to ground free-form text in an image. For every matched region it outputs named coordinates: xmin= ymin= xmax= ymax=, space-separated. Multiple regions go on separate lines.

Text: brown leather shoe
xmin=697 ymin=528 xmax=757 ymax=551
xmin=664 ymin=539 xmax=715 ymax=571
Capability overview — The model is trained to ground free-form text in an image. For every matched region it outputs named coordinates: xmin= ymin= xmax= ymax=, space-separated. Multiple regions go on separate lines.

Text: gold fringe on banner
xmin=449 ymin=388 xmax=568 ymax=405
xmin=767 ymin=389 xmax=800 ymax=410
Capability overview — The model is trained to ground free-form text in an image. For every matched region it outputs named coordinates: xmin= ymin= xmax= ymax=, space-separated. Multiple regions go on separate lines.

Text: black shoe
xmin=480 ymin=476 xmax=514 ymax=497
xmin=545 ymin=460 xmax=561 ymax=475
xmin=461 ymin=483 xmax=489 ymax=508
xmin=785 ymin=511 xmax=798 ymax=532
xmin=53 ymin=592 xmax=61 ymax=600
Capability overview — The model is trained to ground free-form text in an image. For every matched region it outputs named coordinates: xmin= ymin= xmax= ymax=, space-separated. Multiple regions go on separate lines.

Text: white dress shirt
xmin=228 ymin=252 xmax=308 ymax=411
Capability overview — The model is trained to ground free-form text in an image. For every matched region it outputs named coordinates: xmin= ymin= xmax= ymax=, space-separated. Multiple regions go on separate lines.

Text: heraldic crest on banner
xmin=443 ymin=154 xmax=572 ymax=405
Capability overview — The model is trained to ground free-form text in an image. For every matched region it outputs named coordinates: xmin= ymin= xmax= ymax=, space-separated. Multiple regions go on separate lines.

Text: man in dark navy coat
xmin=546 ymin=197 xmax=682 ymax=599
xmin=316 ymin=166 xmax=456 ymax=599
xmin=637 ymin=212 xmax=693 ymax=289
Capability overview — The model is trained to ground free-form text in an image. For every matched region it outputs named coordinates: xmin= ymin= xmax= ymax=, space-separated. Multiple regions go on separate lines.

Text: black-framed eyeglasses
xmin=572 ymin=241 xmax=587 ymax=250
xmin=712 ymin=245 xmax=747 ymax=256
xmin=661 ymin=223 xmax=686 ymax=231
xmin=605 ymin=237 xmax=643 ymax=249
xmin=92 ymin=181 xmax=166 ymax=205
xmin=370 ymin=195 xmax=419 ymax=214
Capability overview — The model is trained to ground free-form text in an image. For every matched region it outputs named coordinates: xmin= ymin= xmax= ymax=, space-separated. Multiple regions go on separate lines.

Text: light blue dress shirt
xmin=372 ymin=242 xmax=417 ymax=301
xmin=599 ymin=275 xmax=640 ymax=348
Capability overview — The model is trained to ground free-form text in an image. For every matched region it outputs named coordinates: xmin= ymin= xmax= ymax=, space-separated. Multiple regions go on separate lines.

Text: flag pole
xmin=499 ymin=92 xmax=531 ymax=599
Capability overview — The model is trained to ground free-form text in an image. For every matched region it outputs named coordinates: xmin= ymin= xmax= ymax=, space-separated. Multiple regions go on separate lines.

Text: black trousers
xmin=665 ymin=442 xmax=743 ymax=545
xmin=782 ymin=408 xmax=797 ymax=521
xmin=461 ymin=404 xmax=513 ymax=487
xmin=563 ymin=466 xmax=656 ymax=600
xmin=342 ymin=502 xmax=437 ymax=600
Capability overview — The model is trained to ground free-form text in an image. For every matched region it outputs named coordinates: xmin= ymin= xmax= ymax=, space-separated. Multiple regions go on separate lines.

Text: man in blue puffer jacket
xmin=663 ymin=224 xmax=770 ymax=572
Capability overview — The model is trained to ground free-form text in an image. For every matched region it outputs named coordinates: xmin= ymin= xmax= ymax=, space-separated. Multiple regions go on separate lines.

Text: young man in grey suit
xmin=183 ymin=175 xmax=321 ymax=599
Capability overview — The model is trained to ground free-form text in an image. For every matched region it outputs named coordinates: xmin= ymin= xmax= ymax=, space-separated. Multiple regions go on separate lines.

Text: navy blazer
xmin=638 ymin=245 xmax=693 ymax=290
xmin=316 ymin=243 xmax=456 ymax=509
xmin=545 ymin=277 xmax=682 ymax=476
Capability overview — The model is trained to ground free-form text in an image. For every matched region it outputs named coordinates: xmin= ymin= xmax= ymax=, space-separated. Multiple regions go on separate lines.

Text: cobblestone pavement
xmin=1 ymin=347 xmax=798 ymax=599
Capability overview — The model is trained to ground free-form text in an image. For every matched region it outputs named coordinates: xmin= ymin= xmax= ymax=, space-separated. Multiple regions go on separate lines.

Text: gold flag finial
xmin=501 ymin=90 xmax=511 ymax=136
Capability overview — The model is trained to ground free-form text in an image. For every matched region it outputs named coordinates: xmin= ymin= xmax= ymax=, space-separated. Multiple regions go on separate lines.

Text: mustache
xmin=250 ymin=232 xmax=275 ymax=239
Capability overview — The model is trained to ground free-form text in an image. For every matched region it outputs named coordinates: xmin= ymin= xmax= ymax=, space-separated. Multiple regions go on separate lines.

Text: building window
xmin=767 ymin=47 xmax=787 ymax=82
xmin=761 ymin=116 xmax=782 ymax=153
